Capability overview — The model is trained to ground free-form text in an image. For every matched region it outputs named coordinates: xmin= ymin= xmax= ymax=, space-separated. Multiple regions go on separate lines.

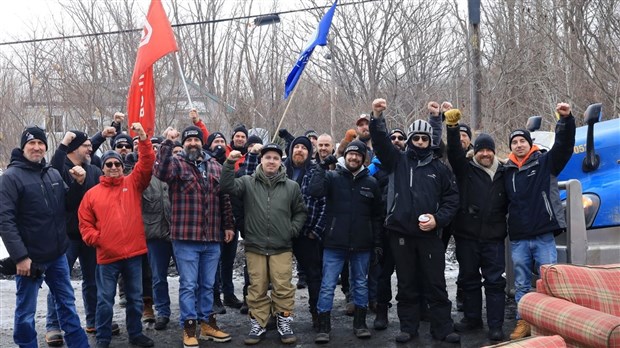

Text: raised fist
xmin=102 ymin=127 xmax=117 ymax=138
xmin=189 ymin=108 xmax=199 ymax=123
xmin=372 ymin=98 xmax=387 ymax=116
xmin=556 ymin=103 xmax=571 ymax=117
xmin=131 ymin=123 xmax=147 ymax=139
xmin=227 ymin=150 xmax=243 ymax=162
xmin=62 ymin=131 xmax=77 ymax=146
xmin=444 ymin=109 xmax=462 ymax=126
xmin=163 ymin=127 xmax=180 ymax=141
xmin=249 ymin=143 xmax=263 ymax=154
xmin=69 ymin=165 xmax=86 ymax=185
xmin=427 ymin=101 xmax=440 ymax=116
xmin=113 ymin=112 xmax=125 ymax=124
xmin=320 ymin=155 xmax=337 ymax=169
xmin=441 ymin=101 xmax=453 ymax=112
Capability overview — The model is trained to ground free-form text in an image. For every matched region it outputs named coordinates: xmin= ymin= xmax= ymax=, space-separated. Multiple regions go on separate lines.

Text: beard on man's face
xmin=185 ymin=146 xmax=202 ymax=161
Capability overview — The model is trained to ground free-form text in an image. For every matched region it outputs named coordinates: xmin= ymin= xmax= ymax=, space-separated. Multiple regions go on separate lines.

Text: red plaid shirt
xmin=154 ymin=140 xmax=233 ymax=242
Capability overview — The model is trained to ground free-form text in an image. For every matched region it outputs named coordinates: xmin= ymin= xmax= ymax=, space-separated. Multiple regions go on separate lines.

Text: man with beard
xmin=45 ymin=131 xmax=104 ymax=345
xmin=445 ymin=109 xmax=508 ymax=342
xmin=227 ymin=125 xmax=248 ymax=170
xmin=154 ymin=125 xmax=234 ymax=348
xmin=221 ymin=144 xmax=307 ymax=345
xmin=309 ymin=140 xmax=382 ymax=343
xmin=369 ymin=98 xmax=460 ymax=344
xmin=336 ymin=114 xmax=374 ymax=166
xmin=0 ymin=126 xmax=89 ymax=348
xmin=284 ymin=136 xmax=327 ymax=331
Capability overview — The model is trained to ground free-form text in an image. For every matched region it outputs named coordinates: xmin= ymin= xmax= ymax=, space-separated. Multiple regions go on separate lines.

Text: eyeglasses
xmin=412 ymin=135 xmax=430 ymax=142
xmin=81 ymin=143 xmax=93 ymax=148
xmin=115 ymin=143 xmax=131 ymax=149
xmin=104 ymin=161 xmax=122 ymax=168
xmin=390 ymin=135 xmax=405 ymax=141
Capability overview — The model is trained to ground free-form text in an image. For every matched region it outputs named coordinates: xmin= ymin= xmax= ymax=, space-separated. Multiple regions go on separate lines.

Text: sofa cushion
xmin=482 ymin=335 xmax=566 ymax=347
xmin=540 ymin=264 xmax=620 ymax=316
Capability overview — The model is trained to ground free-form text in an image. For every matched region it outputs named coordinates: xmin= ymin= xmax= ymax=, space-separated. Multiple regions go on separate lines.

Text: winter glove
xmin=371 ymin=246 xmax=384 ymax=267
xmin=444 ymin=109 xmax=462 ymax=126
xmin=278 ymin=128 xmax=291 ymax=139
xmin=344 ymin=129 xmax=357 ymax=142
xmin=0 ymin=257 xmax=16 ymax=276
xmin=209 ymin=145 xmax=227 ymax=164
xmin=320 ymin=155 xmax=337 ymax=169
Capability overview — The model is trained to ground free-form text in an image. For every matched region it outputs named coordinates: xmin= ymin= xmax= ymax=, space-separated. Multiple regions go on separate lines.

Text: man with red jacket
xmin=78 ymin=123 xmax=155 ymax=348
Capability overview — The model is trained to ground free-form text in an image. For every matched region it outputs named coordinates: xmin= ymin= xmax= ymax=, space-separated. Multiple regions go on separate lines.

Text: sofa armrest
xmin=482 ymin=335 xmax=566 ymax=347
xmin=519 ymin=292 xmax=620 ymax=348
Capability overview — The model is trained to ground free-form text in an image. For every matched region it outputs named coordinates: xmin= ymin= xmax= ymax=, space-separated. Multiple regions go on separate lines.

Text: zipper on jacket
xmin=40 ymin=183 xmax=50 ymax=209
xmin=410 ymin=167 xmax=413 ymax=188
xmin=541 ymin=191 xmax=553 ymax=221
xmin=512 ymin=172 xmax=516 ymax=193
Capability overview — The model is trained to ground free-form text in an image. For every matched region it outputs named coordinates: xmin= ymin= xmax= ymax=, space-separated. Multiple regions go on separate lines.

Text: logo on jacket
xmin=123 ymin=188 xmax=128 ymax=192
xmin=427 ymin=173 xmax=436 ymax=180
xmin=527 ymin=170 xmax=537 ymax=177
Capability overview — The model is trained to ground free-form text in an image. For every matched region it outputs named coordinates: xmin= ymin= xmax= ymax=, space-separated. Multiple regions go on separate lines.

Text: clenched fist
xmin=189 ymin=108 xmax=199 ymax=123
xmin=131 ymin=123 xmax=147 ymax=140
xmin=113 ymin=112 xmax=125 ymax=124
xmin=556 ymin=103 xmax=571 ymax=117
xmin=102 ymin=127 xmax=117 ymax=138
xmin=441 ymin=101 xmax=453 ymax=112
xmin=227 ymin=150 xmax=242 ymax=163
xmin=69 ymin=165 xmax=86 ymax=185
xmin=444 ymin=109 xmax=462 ymax=126
xmin=427 ymin=101 xmax=440 ymax=116
xmin=372 ymin=98 xmax=387 ymax=117
xmin=62 ymin=131 xmax=77 ymax=146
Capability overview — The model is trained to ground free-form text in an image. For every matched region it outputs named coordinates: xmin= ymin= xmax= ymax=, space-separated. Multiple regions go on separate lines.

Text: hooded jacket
xmin=370 ymin=116 xmax=459 ymax=238
xmin=0 ymin=149 xmax=80 ymax=264
xmin=142 ymin=176 xmax=171 ymax=240
xmin=50 ymin=144 xmax=102 ymax=240
xmin=308 ymin=164 xmax=382 ymax=251
xmin=220 ymin=161 xmax=307 ymax=255
xmin=503 ymin=115 xmax=576 ymax=240
xmin=78 ymin=139 xmax=155 ymax=264
xmin=446 ymin=125 xmax=507 ymax=242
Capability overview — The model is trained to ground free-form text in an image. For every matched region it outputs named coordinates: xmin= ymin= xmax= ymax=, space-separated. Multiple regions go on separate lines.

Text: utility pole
xmin=469 ymin=0 xmax=482 ymax=133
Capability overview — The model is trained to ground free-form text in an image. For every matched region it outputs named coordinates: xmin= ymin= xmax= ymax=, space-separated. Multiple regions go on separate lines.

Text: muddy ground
xmin=0 ymin=241 xmax=517 ymax=347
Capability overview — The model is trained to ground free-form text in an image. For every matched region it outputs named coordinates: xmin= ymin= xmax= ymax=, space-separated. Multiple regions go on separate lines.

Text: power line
xmin=0 ymin=0 xmax=381 ymax=47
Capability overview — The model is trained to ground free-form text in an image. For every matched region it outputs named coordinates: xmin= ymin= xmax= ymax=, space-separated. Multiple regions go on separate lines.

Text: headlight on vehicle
xmin=582 ymin=194 xmax=600 ymax=228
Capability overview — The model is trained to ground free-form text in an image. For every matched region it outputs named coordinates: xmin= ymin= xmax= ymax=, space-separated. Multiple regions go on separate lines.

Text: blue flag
xmin=284 ymin=0 xmax=338 ymax=99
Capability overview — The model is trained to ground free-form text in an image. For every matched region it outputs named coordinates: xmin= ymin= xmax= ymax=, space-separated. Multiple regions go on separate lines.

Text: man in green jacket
xmin=221 ymin=143 xmax=307 ymax=346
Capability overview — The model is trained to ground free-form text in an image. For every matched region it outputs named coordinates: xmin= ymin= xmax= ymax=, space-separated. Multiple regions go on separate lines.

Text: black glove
xmin=209 ymin=145 xmax=227 ymax=164
xmin=0 ymin=257 xmax=16 ymax=275
xmin=278 ymin=128 xmax=291 ymax=138
xmin=371 ymin=246 xmax=384 ymax=267
xmin=320 ymin=155 xmax=337 ymax=169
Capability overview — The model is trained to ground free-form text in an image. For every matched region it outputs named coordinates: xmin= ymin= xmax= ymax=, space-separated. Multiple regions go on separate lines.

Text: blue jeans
xmin=95 ymin=256 xmax=143 ymax=344
xmin=47 ymin=239 xmax=97 ymax=330
xmin=317 ymin=248 xmax=370 ymax=313
xmin=511 ymin=232 xmax=557 ymax=319
xmin=14 ymin=254 xmax=88 ymax=348
xmin=172 ymin=240 xmax=221 ymax=325
xmin=147 ymin=239 xmax=174 ymax=318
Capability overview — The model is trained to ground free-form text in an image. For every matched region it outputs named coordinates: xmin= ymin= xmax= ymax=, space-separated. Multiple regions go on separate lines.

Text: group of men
xmin=0 ymin=97 xmax=575 ymax=347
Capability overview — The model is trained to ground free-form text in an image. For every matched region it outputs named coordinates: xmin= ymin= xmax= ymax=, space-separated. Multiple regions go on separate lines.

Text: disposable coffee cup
xmin=418 ymin=214 xmax=430 ymax=223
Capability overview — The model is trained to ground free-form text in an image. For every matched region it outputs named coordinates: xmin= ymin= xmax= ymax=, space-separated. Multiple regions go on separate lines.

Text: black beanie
xmin=101 ymin=150 xmax=124 ymax=168
xmin=112 ymin=134 xmax=133 ymax=150
xmin=509 ymin=129 xmax=533 ymax=147
xmin=304 ymin=129 xmax=319 ymax=140
xmin=389 ymin=128 xmax=406 ymax=138
xmin=150 ymin=136 xmax=164 ymax=145
xmin=21 ymin=126 xmax=48 ymax=150
xmin=205 ymin=132 xmax=226 ymax=149
xmin=290 ymin=136 xmax=312 ymax=155
xmin=474 ymin=133 xmax=495 ymax=154
xmin=247 ymin=135 xmax=263 ymax=147
xmin=344 ymin=140 xmax=367 ymax=162
xmin=231 ymin=124 xmax=248 ymax=141
xmin=66 ymin=130 xmax=89 ymax=153
xmin=182 ymin=126 xmax=204 ymax=145
xmin=459 ymin=124 xmax=472 ymax=140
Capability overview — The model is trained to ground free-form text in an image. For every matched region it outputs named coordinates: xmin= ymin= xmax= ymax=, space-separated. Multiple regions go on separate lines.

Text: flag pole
xmin=175 ymin=52 xmax=193 ymax=109
xmin=272 ymin=81 xmax=301 ymax=143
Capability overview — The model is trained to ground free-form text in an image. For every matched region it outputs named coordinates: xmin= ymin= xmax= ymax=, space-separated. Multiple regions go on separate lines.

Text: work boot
xmin=395 ymin=331 xmax=418 ymax=343
xmin=488 ymin=327 xmax=505 ymax=341
xmin=510 ymin=319 xmax=531 ymax=340
xmin=182 ymin=319 xmax=199 ymax=348
xmin=45 ymin=330 xmax=64 ymax=347
xmin=223 ymin=294 xmax=243 ymax=309
xmin=239 ymin=296 xmax=249 ymax=314
xmin=373 ymin=302 xmax=388 ymax=330
xmin=440 ymin=332 xmax=461 ymax=344
xmin=276 ymin=312 xmax=297 ymax=344
xmin=142 ymin=297 xmax=155 ymax=323
xmin=453 ymin=317 xmax=483 ymax=332
xmin=311 ymin=309 xmax=319 ymax=332
xmin=129 ymin=333 xmax=154 ymax=347
xmin=314 ymin=311 xmax=331 ymax=344
xmin=213 ymin=292 xmax=226 ymax=315
xmin=244 ymin=315 xmax=266 ymax=345
xmin=200 ymin=314 xmax=231 ymax=342
xmin=154 ymin=316 xmax=169 ymax=331
xmin=353 ymin=306 xmax=371 ymax=339
xmin=296 ymin=275 xmax=307 ymax=289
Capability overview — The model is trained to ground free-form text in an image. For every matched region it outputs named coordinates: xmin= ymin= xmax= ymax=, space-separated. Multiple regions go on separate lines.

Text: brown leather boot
xmin=510 ymin=319 xmax=531 ymax=340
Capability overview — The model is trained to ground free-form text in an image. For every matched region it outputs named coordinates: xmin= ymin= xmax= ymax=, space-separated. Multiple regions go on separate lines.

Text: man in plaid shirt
xmin=154 ymin=125 xmax=235 ymax=348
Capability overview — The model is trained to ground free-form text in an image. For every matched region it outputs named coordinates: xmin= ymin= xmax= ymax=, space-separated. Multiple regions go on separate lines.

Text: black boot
xmin=314 ymin=312 xmax=331 ymax=344
xmin=239 ymin=296 xmax=249 ymax=315
xmin=213 ymin=291 xmax=226 ymax=315
xmin=353 ymin=306 xmax=371 ymax=338
xmin=373 ymin=303 xmax=388 ymax=330
xmin=311 ymin=309 xmax=319 ymax=332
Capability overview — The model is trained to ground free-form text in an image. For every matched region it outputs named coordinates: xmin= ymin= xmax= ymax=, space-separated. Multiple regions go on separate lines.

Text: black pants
xmin=292 ymin=235 xmax=323 ymax=312
xmin=390 ymin=233 xmax=453 ymax=338
xmin=376 ymin=233 xmax=395 ymax=304
xmin=454 ymin=236 xmax=506 ymax=329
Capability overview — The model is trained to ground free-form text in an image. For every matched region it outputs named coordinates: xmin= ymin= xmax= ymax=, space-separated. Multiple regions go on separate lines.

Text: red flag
xmin=127 ymin=0 xmax=178 ymax=137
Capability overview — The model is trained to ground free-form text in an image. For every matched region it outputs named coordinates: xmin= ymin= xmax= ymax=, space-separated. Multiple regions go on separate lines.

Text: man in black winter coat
xmin=309 ymin=140 xmax=383 ymax=343
xmin=369 ymin=98 xmax=460 ymax=344
xmin=445 ymin=109 xmax=508 ymax=342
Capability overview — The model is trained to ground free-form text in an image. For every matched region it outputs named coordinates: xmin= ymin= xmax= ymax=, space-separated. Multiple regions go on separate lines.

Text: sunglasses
xmin=412 ymin=135 xmax=430 ymax=142
xmin=115 ymin=143 xmax=131 ymax=149
xmin=104 ymin=161 xmax=122 ymax=168
xmin=390 ymin=135 xmax=405 ymax=141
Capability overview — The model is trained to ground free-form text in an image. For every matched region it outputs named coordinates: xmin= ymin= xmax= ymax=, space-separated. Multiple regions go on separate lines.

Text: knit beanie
xmin=66 ymin=130 xmax=89 ymax=153
xmin=182 ymin=126 xmax=204 ymax=145
xmin=304 ymin=129 xmax=319 ymax=140
xmin=390 ymin=128 xmax=406 ymax=138
xmin=344 ymin=140 xmax=367 ymax=162
xmin=459 ymin=124 xmax=472 ymax=140
xmin=205 ymin=132 xmax=226 ymax=149
xmin=150 ymin=136 xmax=164 ymax=145
xmin=290 ymin=136 xmax=312 ymax=155
xmin=509 ymin=129 xmax=533 ymax=147
xmin=112 ymin=134 xmax=133 ymax=150
xmin=101 ymin=150 xmax=124 ymax=168
xmin=246 ymin=135 xmax=263 ymax=147
xmin=474 ymin=133 xmax=496 ymax=154
xmin=406 ymin=119 xmax=433 ymax=143
xmin=21 ymin=126 xmax=48 ymax=150
xmin=231 ymin=124 xmax=248 ymax=141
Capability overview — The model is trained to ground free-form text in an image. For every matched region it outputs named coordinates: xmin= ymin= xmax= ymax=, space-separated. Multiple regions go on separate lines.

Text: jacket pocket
xmin=180 ymin=173 xmax=199 ymax=194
